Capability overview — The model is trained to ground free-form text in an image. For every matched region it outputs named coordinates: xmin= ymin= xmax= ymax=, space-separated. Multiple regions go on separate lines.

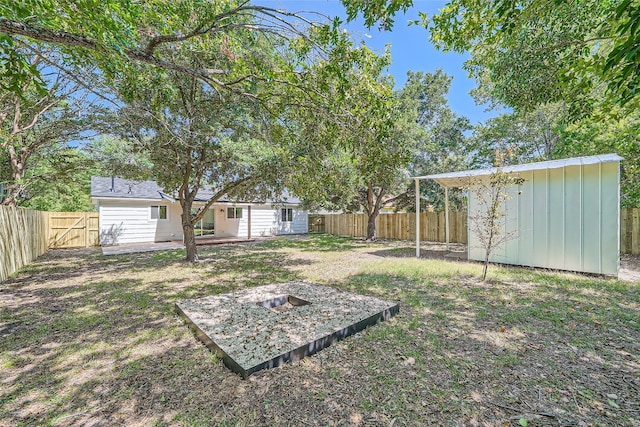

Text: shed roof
xmin=90 ymin=177 xmax=302 ymax=205
xmin=413 ymin=153 xmax=623 ymax=187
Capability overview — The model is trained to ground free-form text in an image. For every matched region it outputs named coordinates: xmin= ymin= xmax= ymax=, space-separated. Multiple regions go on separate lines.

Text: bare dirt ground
xmin=620 ymin=254 xmax=640 ymax=283
xmin=1 ymin=236 xmax=638 ymax=426
xmin=379 ymin=240 xmax=640 ymax=283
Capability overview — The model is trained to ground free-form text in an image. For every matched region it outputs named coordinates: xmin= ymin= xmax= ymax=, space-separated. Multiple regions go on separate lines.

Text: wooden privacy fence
xmin=321 ymin=209 xmax=640 ymax=254
xmin=0 ymin=206 xmax=49 ymax=282
xmin=323 ymin=211 xmax=468 ymax=243
xmin=621 ymin=208 xmax=640 ymax=254
xmin=48 ymin=212 xmax=99 ymax=249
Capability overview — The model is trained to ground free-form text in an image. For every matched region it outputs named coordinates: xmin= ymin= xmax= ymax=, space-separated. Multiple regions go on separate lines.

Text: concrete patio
xmin=101 ymin=237 xmax=256 ymax=255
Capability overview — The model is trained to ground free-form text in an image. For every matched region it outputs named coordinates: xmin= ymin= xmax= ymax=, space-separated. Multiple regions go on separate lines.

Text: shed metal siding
xmin=467 ymin=161 xmax=620 ymax=275
xmin=600 ymin=162 xmax=620 ymax=273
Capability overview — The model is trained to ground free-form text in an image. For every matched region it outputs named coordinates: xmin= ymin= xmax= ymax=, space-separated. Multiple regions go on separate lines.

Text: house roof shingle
xmin=90 ymin=177 xmax=301 ymax=205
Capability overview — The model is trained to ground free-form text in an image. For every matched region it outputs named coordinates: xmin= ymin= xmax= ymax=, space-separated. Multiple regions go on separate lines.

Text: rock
xmin=403 ymin=357 xmax=416 ymax=366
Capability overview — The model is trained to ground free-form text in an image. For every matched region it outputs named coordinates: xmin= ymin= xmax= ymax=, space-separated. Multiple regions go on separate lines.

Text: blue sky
xmin=259 ymin=0 xmax=500 ymax=124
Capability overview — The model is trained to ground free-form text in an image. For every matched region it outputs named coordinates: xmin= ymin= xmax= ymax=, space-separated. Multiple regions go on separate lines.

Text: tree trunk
xmin=1 ymin=151 xmax=24 ymax=206
xmin=181 ymin=203 xmax=198 ymax=262
xmin=0 ymin=183 xmax=21 ymax=206
xmin=481 ymin=219 xmax=496 ymax=282
xmin=365 ymin=210 xmax=379 ymax=241
xmin=481 ymin=252 xmax=489 ymax=282
xmin=363 ymin=183 xmax=385 ymax=242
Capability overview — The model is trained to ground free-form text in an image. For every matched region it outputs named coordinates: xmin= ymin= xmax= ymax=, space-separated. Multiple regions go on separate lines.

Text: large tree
xmin=0 ymin=0 xmax=371 ymax=218
xmin=17 ymin=147 xmax=95 ymax=211
xmin=341 ymin=0 xmax=640 ymax=114
xmin=470 ymin=103 xmax=567 ymax=167
xmin=402 ymin=70 xmax=472 ymax=211
xmin=0 ymin=1 xmax=357 ymax=102
xmin=108 ymin=18 xmax=375 ymax=261
xmin=0 ymin=49 xmax=97 ymax=206
xmin=557 ymin=111 xmax=640 ymax=207
xmin=84 ymin=135 xmax=153 ymax=181
xmin=116 ymin=84 xmax=279 ymax=261
xmin=431 ymin=0 xmax=640 ymax=113
xmin=289 ymin=53 xmax=424 ymax=241
xmin=2 ymin=0 xmax=399 ymax=221
xmin=295 ymin=68 xmax=471 ymax=240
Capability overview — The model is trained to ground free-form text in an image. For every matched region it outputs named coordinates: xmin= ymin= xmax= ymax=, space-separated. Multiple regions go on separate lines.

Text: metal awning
xmin=413 ymin=153 xmax=624 ymax=188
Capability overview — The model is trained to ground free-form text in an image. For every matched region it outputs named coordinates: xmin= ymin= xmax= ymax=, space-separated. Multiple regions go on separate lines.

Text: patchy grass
xmin=256 ymin=233 xmax=359 ymax=252
xmin=0 ymin=235 xmax=638 ymax=426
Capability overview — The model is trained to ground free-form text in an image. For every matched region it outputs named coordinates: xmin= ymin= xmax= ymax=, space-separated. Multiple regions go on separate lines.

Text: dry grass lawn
xmin=1 ymin=235 xmax=639 ymax=426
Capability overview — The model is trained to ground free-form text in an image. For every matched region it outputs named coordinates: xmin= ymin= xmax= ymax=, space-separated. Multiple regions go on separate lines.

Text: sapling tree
xmin=465 ymin=148 xmax=524 ymax=281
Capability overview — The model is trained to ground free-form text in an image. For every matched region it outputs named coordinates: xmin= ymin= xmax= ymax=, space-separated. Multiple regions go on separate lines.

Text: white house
xmin=91 ymin=177 xmax=308 ymax=245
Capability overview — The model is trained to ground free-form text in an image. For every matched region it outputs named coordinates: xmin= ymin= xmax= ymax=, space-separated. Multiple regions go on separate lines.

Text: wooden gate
xmin=308 ymin=214 xmax=326 ymax=233
xmin=48 ymin=212 xmax=99 ymax=248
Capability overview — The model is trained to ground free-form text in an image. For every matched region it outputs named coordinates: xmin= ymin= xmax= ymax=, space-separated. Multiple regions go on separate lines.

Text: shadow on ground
xmin=372 ymin=246 xmax=468 ymax=261
xmin=1 ymin=235 xmax=638 ymax=426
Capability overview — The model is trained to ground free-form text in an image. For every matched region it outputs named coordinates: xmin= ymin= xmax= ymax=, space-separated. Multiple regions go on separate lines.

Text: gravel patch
xmin=176 ymin=281 xmax=399 ymax=377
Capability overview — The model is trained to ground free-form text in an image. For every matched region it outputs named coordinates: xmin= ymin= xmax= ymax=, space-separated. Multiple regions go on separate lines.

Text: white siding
xmin=246 ymin=206 xmax=279 ymax=237
xmin=99 ymin=200 xmax=309 ymax=243
xmin=213 ymin=204 xmax=308 ymax=237
xmin=467 ymin=162 xmax=620 ymax=275
xmin=98 ymin=200 xmax=183 ymax=245
xmin=276 ymin=207 xmax=308 ymax=235
xmin=212 ymin=205 xmax=249 ymax=238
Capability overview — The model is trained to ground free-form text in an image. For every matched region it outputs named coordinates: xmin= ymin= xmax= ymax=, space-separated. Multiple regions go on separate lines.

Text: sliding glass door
xmin=192 ymin=208 xmax=215 ymax=236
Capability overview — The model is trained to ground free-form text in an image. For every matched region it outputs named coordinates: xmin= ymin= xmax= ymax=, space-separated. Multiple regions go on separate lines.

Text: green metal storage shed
xmin=414 ymin=154 xmax=623 ymax=276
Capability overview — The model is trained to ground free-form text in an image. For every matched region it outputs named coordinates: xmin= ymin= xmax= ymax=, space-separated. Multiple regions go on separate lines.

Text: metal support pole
xmin=445 ymin=186 xmax=450 ymax=251
xmin=415 ymin=178 xmax=420 ymax=258
xmin=247 ymin=205 xmax=251 ymax=240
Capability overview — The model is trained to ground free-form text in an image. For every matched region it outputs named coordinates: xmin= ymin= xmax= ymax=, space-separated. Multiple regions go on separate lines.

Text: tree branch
xmin=191 ymin=176 xmax=253 ymax=224
xmin=0 ymin=18 xmax=231 ymax=85
xmin=381 ymin=190 xmax=408 ymax=206
xmin=12 ymin=97 xmax=62 ymax=135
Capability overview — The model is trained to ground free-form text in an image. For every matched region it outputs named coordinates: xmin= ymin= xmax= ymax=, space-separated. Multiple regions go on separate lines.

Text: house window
xmin=227 ymin=207 xmax=242 ymax=219
xmin=281 ymin=208 xmax=293 ymax=222
xmin=151 ymin=205 xmax=167 ymax=220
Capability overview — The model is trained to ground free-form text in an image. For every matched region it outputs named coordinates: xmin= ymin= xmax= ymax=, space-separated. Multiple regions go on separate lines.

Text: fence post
xmin=629 ymin=208 xmax=640 ymax=254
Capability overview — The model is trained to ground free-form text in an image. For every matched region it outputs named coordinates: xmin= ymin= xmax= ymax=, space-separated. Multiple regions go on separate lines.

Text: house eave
xmin=91 ymin=196 xmax=176 ymax=203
